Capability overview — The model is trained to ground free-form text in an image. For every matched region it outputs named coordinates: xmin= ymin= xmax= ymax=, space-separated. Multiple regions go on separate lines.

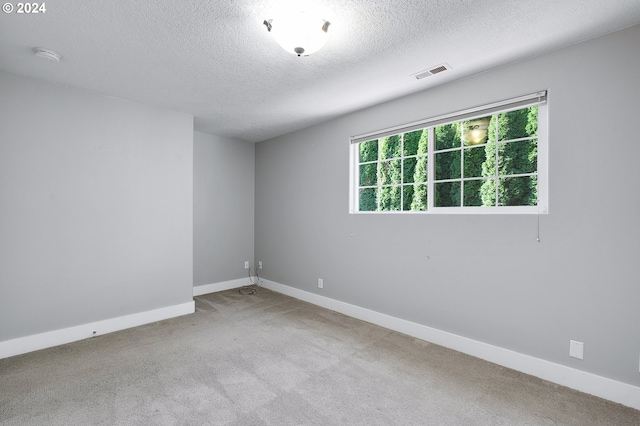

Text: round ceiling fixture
xmin=263 ymin=3 xmax=331 ymax=57
xmin=33 ymin=47 xmax=61 ymax=62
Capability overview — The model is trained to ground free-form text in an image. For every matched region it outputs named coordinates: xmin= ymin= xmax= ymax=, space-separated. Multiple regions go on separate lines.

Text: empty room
xmin=1 ymin=1 xmax=640 ymax=424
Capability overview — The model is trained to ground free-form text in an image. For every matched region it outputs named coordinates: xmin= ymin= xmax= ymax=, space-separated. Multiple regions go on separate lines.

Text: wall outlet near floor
xmin=244 ymin=261 xmax=249 ymax=269
xmin=318 ymin=278 xmax=323 ymax=289
xmin=569 ymin=340 xmax=584 ymax=360
xmin=258 ymin=261 xmax=263 ymax=270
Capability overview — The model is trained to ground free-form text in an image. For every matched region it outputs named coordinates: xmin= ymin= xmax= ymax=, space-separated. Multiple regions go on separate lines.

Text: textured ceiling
xmin=1 ymin=0 xmax=640 ymax=143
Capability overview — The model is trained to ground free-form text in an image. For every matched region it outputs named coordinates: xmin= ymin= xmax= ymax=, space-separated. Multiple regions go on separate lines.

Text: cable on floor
xmin=239 ymin=266 xmax=263 ymax=295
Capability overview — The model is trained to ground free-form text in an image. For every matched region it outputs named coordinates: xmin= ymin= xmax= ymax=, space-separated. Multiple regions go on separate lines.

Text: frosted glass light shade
xmin=268 ymin=10 xmax=330 ymax=56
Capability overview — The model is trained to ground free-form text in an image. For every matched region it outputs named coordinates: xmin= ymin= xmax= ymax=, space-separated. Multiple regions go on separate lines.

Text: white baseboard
xmin=0 ymin=301 xmax=195 ymax=360
xmin=193 ymin=278 xmax=249 ymax=296
xmin=261 ymin=279 xmax=640 ymax=411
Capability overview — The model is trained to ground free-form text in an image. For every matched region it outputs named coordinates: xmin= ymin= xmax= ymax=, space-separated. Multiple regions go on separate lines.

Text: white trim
xmin=193 ymin=278 xmax=250 ymax=296
xmin=537 ymin=92 xmax=550 ymax=214
xmin=261 ymin=279 xmax=640 ymax=411
xmin=348 ymin=138 xmax=357 ymax=213
xmin=0 ymin=301 xmax=195 ymax=360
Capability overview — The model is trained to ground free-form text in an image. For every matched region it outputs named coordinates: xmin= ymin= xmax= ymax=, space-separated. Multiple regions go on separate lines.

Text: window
xmin=349 ymin=92 xmax=548 ymax=214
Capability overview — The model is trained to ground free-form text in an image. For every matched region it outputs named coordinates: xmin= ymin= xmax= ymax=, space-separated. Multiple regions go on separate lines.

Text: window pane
xmin=526 ymin=106 xmax=538 ymax=137
xmin=498 ymin=176 xmax=537 ymax=206
xmin=402 ymin=185 xmax=413 ymax=211
xmin=482 ymin=143 xmax=496 ymax=177
xmin=463 ymin=179 xmax=483 ymax=206
xmin=359 ymin=163 xmax=377 ymax=187
xmin=380 ymin=134 xmax=401 ymax=160
xmin=403 ymin=157 xmax=416 ymax=183
xmin=461 ymin=116 xmax=492 ymax=146
xmin=403 ymin=129 xmax=428 ymax=156
xmin=414 ymin=156 xmax=428 ymax=183
xmin=381 ymin=159 xmax=401 ymax=185
xmin=435 ymin=150 xmax=461 ymax=180
xmin=463 ymin=146 xmax=485 ymax=178
xmin=498 ymin=107 xmax=537 ymax=141
xmin=498 ymin=139 xmax=537 ymax=175
xmin=435 ymin=123 xmax=460 ymax=150
xmin=435 ymin=182 xmax=461 ymax=207
xmin=380 ymin=186 xmax=401 ymax=211
xmin=403 ymin=130 xmax=420 ymax=156
xmin=359 ymin=140 xmax=378 ymax=163
xmin=404 ymin=157 xmax=428 ymax=184
xmin=410 ymin=184 xmax=428 ymax=211
xmin=359 ymin=188 xmax=377 ymax=211
xmin=488 ymin=115 xmax=497 ymax=144
xmin=480 ymin=178 xmax=497 ymax=206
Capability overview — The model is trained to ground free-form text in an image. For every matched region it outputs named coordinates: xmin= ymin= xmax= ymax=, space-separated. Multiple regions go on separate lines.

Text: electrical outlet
xmin=244 ymin=261 xmax=249 ymax=269
xmin=569 ymin=340 xmax=584 ymax=360
xmin=318 ymin=278 xmax=323 ymax=289
xmin=258 ymin=261 xmax=263 ymax=270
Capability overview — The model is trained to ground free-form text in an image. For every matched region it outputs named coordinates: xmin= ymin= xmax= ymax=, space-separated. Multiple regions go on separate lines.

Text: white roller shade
xmin=350 ymin=91 xmax=547 ymax=144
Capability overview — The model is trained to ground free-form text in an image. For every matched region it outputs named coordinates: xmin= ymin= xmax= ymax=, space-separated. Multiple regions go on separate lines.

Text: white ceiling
xmin=2 ymin=0 xmax=640 ymax=143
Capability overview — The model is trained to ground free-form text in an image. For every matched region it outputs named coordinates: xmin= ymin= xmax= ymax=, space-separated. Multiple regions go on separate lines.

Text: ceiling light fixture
xmin=33 ymin=47 xmax=61 ymax=62
xmin=263 ymin=5 xmax=331 ymax=57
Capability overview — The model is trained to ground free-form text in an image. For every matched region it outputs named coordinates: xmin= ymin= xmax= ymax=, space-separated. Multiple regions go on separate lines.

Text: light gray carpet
xmin=1 ymin=288 xmax=639 ymax=425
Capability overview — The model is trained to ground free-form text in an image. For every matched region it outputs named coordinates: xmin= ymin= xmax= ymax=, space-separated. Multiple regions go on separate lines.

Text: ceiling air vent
xmin=412 ymin=63 xmax=451 ymax=80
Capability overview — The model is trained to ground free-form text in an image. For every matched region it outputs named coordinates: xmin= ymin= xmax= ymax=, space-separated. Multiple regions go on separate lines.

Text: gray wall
xmin=0 ymin=71 xmax=194 ymax=341
xmin=193 ymin=132 xmax=255 ymax=286
xmin=255 ymin=25 xmax=640 ymax=386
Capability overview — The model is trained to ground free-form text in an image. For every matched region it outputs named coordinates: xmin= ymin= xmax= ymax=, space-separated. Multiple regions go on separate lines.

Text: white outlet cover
xmin=569 ymin=340 xmax=584 ymax=360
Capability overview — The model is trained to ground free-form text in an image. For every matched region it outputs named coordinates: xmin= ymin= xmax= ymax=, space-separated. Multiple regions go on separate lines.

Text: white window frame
xmin=349 ymin=91 xmax=548 ymax=214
